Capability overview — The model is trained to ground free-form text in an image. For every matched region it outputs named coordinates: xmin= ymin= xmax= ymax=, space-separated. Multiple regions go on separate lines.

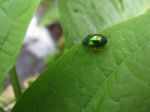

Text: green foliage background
xmin=1 ymin=0 xmax=150 ymax=111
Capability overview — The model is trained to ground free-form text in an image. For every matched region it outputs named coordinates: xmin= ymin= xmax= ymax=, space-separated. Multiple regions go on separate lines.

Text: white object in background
xmin=24 ymin=15 xmax=55 ymax=58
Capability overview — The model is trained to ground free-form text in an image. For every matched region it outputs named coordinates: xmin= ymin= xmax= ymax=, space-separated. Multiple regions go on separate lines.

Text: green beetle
xmin=82 ymin=34 xmax=107 ymax=49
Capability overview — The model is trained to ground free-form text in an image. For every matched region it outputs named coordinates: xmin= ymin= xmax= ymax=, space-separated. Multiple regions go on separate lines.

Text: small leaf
xmin=12 ymin=14 xmax=150 ymax=112
xmin=0 ymin=0 xmax=40 ymax=91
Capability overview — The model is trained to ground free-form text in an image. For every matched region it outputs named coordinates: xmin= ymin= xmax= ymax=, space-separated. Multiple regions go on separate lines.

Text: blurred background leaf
xmin=59 ymin=0 xmax=150 ymax=48
xmin=39 ymin=0 xmax=59 ymax=26
xmin=0 ymin=107 xmax=5 ymax=112
xmin=0 ymin=0 xmax=40 ymax=92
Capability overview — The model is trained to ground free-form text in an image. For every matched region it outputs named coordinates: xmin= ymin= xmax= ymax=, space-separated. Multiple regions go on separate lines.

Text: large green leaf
xmin=59 ymin=0 xmax=150 ymax=48
xmin=12 ymin=13 xmax=150 ymax=112
xmin=0 ymin=0 xmax=40 ymax=91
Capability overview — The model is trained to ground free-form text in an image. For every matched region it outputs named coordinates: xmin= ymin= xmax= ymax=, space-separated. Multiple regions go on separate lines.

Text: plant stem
xmin=9 ymin=66 xmax=22 ymax=100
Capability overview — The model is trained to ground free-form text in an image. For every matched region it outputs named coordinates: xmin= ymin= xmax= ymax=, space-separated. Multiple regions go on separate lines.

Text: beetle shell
xmin=82 ymin=34 xmax=107 ymax=48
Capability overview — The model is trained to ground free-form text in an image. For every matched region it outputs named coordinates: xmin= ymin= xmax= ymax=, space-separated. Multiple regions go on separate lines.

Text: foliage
xmin=12 ymin=13 xmax=150 ymax=112
xmin=1 ymin=0 xmax=150 ymax=112
xmin=0 ymin=107 xmax=5 ymax=112
xmin=0 ymin=0 xmax=40 ymax=91
xmin=59 ymin=0 xmax=150 ymax=47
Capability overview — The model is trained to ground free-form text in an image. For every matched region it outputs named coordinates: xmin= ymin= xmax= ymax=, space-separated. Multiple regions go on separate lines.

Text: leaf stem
xmin=9 ymin=66 xmax=22 ymax=100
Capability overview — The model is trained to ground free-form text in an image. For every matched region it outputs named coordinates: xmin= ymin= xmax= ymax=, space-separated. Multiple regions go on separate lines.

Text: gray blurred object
xmin=16 ymin=15 xmax=56 ymax=81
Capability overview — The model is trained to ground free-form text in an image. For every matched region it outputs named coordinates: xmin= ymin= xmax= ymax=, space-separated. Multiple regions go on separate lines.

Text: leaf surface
xmin=0 ymin=0 xmax=40 ymax=90
xmin=13 ymin=13 xmax=150 ymax=112
xmin=59 ymin=0 xmax=150 ymax=47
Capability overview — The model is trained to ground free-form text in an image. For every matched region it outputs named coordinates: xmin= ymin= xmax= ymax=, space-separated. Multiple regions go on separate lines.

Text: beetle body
xmin=82 ymin=34 xmax=107 ymax=49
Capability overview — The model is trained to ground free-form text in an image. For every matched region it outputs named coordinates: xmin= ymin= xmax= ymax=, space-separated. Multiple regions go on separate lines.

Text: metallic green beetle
xmin=82 ymin=34 xmax=107 ymax=48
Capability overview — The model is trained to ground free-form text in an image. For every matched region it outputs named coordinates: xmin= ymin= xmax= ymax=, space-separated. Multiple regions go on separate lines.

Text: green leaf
xmin=59 ymin=0 xmax=150 ymax=48
xmin=0 ymin=107 xmax=5 ymax=112
xmin=0 ymin=0 xmax=40 ymax=91
xmin=12 ymin=13 xmax=150 ymax=112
